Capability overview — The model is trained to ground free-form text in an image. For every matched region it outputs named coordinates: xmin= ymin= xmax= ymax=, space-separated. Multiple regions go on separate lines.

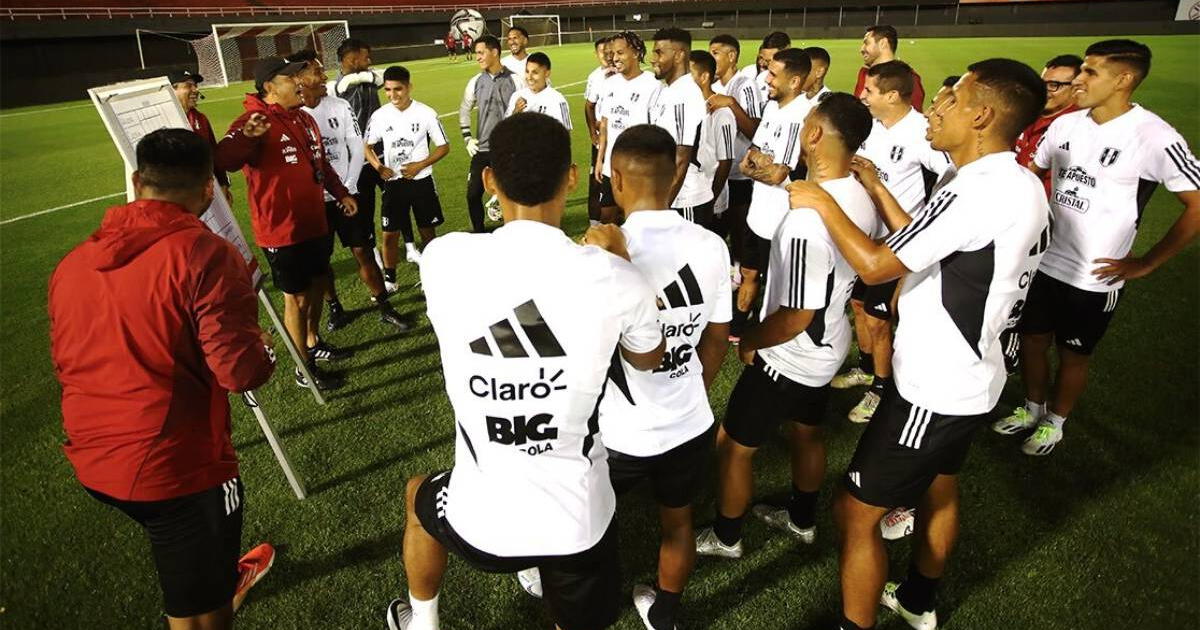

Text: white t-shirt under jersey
xmin=885 ymin=151 xmax=1051 ymax=415
xmin=303 ymin=95 xmax=363 ymax=201
xmin=599 ymin=71 xmax=663 ymax=178
xmin=746 ymin=96 xmax=814 ymax=239
xmin=858 ymin=108 xmax=952 ymax=215
xmin=600 ymin=211 xmax=732 ymax=457
xmin=650 ymin=74 xmax=713 ymax=209
xmin=506 ymin=86 xmax=572 ymax=130
xmin=1034 ymin=105 xmax=1200 ymax=292
xmin=758 ymin=177 xmax=880 ymax=386
xmin=714 ymin=72 xmax=765 ymax=181
xmin=421 ymin=220 xmax=662 ymax=557
xmin=364 ymin=99 xmax=449 ymax=181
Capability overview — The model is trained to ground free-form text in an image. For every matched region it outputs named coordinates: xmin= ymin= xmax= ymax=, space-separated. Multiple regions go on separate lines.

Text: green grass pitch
xmin=1 ymin=34 xmax=1196 ymax=629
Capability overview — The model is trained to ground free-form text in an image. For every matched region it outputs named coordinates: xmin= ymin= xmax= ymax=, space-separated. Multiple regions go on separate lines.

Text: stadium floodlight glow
xmin=189 ymin=21 xmax=350 ymax=88
xmin=502 ymin=14 xmax=562 ymax=48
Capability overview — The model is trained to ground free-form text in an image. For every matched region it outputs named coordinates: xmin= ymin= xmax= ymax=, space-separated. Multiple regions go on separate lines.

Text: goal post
xmin=503 ymin=15 xmax=561 ymax=47
xmin=203 ymin=21 xmax=350 ymax=87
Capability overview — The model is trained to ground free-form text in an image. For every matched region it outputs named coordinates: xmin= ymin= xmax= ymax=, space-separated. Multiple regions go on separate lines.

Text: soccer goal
xmin=502 ymin=15 xmax=562 ymax=47
xmin=140 ymin=21 xmax=350 ymax=88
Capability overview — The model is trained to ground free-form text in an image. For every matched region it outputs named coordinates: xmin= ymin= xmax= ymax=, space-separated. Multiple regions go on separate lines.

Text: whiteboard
xmin=88 ymin=77 xmax=262 ymax=286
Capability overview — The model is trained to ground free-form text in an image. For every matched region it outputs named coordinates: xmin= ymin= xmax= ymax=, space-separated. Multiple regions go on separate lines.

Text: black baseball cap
xmin=168 ymin=69 xmax=203 ymax=85
xmin=254 ymin=57 xmax=307 ymax=92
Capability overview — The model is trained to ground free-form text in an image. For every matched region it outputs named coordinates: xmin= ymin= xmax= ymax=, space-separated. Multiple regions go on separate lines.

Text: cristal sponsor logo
xmin=1054 ymin=187 xmax=1090 ymax=214
xmin=487 ymin=413 xmax=557 ymax=455
xmin=1057 ymin=166 xmax=1096 ymax=188
xmin=470 ymin=368 xmax=565 ymax=401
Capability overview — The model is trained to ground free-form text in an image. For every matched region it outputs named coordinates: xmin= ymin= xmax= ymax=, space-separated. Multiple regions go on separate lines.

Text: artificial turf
xmin=1 ymin=34 xmax=1196 ymax=629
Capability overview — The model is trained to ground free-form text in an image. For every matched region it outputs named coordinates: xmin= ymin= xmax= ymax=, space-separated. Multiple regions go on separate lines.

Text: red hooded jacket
xmin=50 ymin=200 xmax=275 ymax=502
xmin=1016 ymin=105 xmax=1079 ymax=195
xmin=215 ymin=94 xmax=350 ymax=248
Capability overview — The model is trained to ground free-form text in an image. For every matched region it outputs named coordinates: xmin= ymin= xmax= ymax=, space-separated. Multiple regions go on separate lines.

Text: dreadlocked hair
xmin=613 ymin=31 xmax=647 ymax=62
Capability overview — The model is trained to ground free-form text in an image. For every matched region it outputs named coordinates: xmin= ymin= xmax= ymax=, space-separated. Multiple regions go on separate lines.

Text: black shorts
xmin=414 ymin=471 xmax=620 ymax=630
xmin=741 ymin=232 xmax=771 ymax=273
xmin=723 ymin=356 xmax=832 ymax=448
xmin=598 ymin=175 xmax=616 ymax=208
xmin=608 ymin=428 xmax=712 ymax=508
xmin=381 ymin=177 xmax=445 ymax=232
xmin=673 ymin=200 xmax=715 ymax=228
xmin=1015 ymin=271 xmax=1120 ymax=356
xmin=843 ymin=382 xmax=987 ymax=508
xmin=727 ymin=179 xmax=753 ymax=208
xmin=86 ymin=478 xmax=244 ymax=618
xmin=851 ymin=278 xmax=901 ymax=320
xmin=262 ymin=234 xmax=332 ymax=294
xmin=324 ymin=200 xmax=375 ymax=249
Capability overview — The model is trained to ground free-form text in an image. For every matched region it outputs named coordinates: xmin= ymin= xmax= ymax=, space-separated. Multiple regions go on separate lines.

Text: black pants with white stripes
xmin=467 ymin=151 xmax=491 ymax=233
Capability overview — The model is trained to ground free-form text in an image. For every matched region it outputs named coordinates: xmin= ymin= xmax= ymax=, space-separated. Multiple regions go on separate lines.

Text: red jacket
xmin=50 ymin=200 xmax=275 ymax=502
xmin=215 ymin=94 xmax=350 ymax=248
xmin=1016 ymin=105 xmax=1079 ymax=195
xmin=855 ymin=64 xmax=926 ymax=112
xmin=186 ymin=107 xmax=230 ymax=188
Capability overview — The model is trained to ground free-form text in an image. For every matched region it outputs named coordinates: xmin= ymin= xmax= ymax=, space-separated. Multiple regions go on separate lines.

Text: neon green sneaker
xmin=991 ymin=406 xmax=1040 ymax=435
xmin=881 ymin=581 xmax=938 ymax=630
xmin=1021 ymin=421 xmax=1063 ymax=456
xmin=848 ymin=390 xmax=881 ymax=424
xmin=832 ymin=367 xmax=874 ymax=389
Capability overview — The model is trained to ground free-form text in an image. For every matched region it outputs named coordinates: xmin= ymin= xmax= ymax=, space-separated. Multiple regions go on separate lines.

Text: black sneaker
xmin=307 ymin=340 xmax=353 ymax=363
xmin=379 ymin=307 xmax=414 ymax=332
xmin=294 ymin=365 xmax=345 ymax=390
xmin=326 ymin=307 xmax=350 ymax=332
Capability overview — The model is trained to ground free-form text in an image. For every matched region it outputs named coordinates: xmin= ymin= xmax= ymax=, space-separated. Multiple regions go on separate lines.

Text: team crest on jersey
xmin=890 ymin=146 xmax=905 ymax=163
xmin=630 ymin=93 xmax=641 ymax=103
xmin=1099 ymin=147 xmax=1122 ymax=167
xmin=412 ymin=123 xmax=421 ymax=133
xmin=328 ymin=117 xmax=339 ymax=129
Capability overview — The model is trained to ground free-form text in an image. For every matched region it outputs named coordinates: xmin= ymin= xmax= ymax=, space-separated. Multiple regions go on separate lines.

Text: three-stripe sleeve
xmin=1152 ymin=135 xmax=1200 ymax=192
xmin=779 ymin=236 xmax=835 ymax=310
xmin=883 ymin=190 xmax=972 ymax=273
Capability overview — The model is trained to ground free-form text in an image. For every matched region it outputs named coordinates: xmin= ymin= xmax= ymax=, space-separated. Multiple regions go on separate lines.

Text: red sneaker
xmin=234 ymin=542 xmax=275 ymax=602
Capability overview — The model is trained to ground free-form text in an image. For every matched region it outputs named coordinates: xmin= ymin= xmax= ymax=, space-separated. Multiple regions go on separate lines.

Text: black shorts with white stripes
xmin=843 ymin=382 xmax=987 ymax=509
xmin=1015 ymin=271 xmax=1120 ymax=356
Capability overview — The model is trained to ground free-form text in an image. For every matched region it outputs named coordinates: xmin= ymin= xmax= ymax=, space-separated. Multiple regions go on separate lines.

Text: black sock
xmin=839 ymin=615 xmax=873 ymax=630
xmin=896 ymin=564 xmax=939 ymax=614
xmin=787 ymin=486 xmax=818 ymax=529
xmin=859 ymin=351 xmax=874 ymax=375
xmin=871 ymin=374 xmax=892 ymax=395
xmin=713 ymin=512 xmax=744 ymax=547
xmin=372 ymin=292 xmax=391 ymax=307
xmin=326 ymin=298 xmax=343 ymax=313
xmin=647 ymin=586 xmax=681 ymax=630
xmin=383 ymin=267 xmax=396 ymax=283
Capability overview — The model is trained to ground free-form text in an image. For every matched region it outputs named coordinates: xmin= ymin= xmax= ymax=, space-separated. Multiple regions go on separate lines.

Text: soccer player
xmin=217 ymin=57 xmax=356 ymax=390
xmin=502 ymin=26 xmax=532 ymax=77
xmin=787 ymin=58 xmax=1051 ymax=630
xmin=690 ymin=50 xmax=737 ymax=234
xmin=328 ymin=39 xmax=385 ymax=248
xmin=506 ymin=52 xmax=571 ymax=130
xmin=365 ymin=66 xmax=450 ymax=281
xmin=51 ymin=128 xmax=277 ymax=630
xmin=460 ymin=32 xmax=473 ymax=63
xmin=695 ymin=93 xmax=879 ymax=559
xmin=459 ymin=35 xmax=518 ymax=233
xmin=594 ymin=31 xmax=659 ymax=224
xmin=1015 ymin=54 xmax=1083 ymax=193
xmin=803 ymin=47 xmax=832 ymax=104
xmin=649 ymin=27 xmax=713 ymax=227
xmin=446 ymin=28 xmax=458 ymax=62
xmin=838 ymin=60 xmax=953 ymax=424
xmin=997 ymin=39 xmax=1200 ymax=455
xmin=735 ymin=31 xmax=790 ymax=101
xmin=585 ymin=37 xmax=617 ymax=226
xmin=170 ymin=68 xmax=233 ymax=206
xmin=384 ymin=112 xmax=665 ymax=630
xmin=854 ymin=26 xmax=926 ymax=112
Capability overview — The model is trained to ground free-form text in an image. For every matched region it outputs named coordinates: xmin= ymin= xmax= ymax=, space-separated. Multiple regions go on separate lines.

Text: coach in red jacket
xmin=50 ymin=129 xmax=277 ymax=628
xmin=217 ymin=56 xmax=356 ymax=390
xmin=1015 ymin=54 xmax=1082 ymax=194
xmin=170 ymin=68 xmax=233 ymax=206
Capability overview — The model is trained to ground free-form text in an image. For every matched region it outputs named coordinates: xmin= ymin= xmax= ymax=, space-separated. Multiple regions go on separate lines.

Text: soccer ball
xmin=451 ymin=9 xmax=486 ymax=40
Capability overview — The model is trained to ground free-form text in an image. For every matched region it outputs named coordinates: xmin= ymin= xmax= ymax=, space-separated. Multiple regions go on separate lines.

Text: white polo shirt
xmin=599 ymin=71 xmax=663 ymax=178
xmin=302 ymin=94 xmax=363 ymax=201
xmin=364 ymin=99 xmax=448 ymax=181
xmin=506 ymin=85 xmax=572 ymax=130
xmin=858 ymin=107 xmax=953 ymax=215
xmin=746 ymin=96 xmax=814 ymax=239
xmin=421 ymin=220 xmax=662 ymax=557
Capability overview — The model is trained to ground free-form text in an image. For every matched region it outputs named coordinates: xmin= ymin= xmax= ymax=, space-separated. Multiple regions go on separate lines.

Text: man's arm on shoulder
xmin=190 ymin=236 xmax=274 ymax=392
xmin=788 ymin=181 xmax=911 ymax=285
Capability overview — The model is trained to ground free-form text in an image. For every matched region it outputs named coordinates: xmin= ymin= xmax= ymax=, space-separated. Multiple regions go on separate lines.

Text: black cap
xmin=168 ymin=69 xmax=203 ymax=85
xmin=254 ymin=57 xmax=307 ymax=93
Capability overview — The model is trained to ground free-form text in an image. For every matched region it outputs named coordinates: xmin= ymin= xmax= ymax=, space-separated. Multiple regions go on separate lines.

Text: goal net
xmin=192 ymin=21 xmax=350 ymax=88
xmin=503 ymin=15 xmax=561 ymax=48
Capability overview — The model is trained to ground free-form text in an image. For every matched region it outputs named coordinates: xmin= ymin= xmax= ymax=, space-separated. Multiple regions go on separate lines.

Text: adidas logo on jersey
xmin=279 ymin=133 xmax=291 ymax=142
xmin=848 ymin=471 xmax=862 ymax=487
xmin=1059 ymin=141 xmax=1070 ymax=151
xmin=1065 ymin=338 xmax=1083 ymax=347
xmin=469 ymin=299 xmax=565 ymax=359
xmin=659 ymin=265 xmax=705 ymax=310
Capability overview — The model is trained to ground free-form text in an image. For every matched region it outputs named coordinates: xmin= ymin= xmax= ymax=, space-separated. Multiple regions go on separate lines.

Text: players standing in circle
xmin=594 ymin=31 xmax=659 ymax=224
xmin=649 ymin=28 xmax=714 ymax=228
xmin=506 ymin=53 xmax=572 ymax=130
xmin=502 ymin=26 xmax=533 ymax=77
xmin=585 ymin=37 xmax=617 ymax=226
xmin=695 ymin=93 xmax=878 ymax=560
xmin=689 ymin=51 xmax=737 ymax=238
xmin=996 ymin=39 xmax=1200 ymax=455
xmin=170 ymin=68 xmax=233 ymax=207
xmin=365 ymin=66 xmax=450 ymax=278
xmin=385 ymin=112 xmax=665 ymax=630
xmin=854 ymin=26 xmax=926 ymax=112
xmin=459 ymin=35 xmax=518 ymax=233
xmin=802 ymin=47 xmax=832 ymax=105
xmin=788 ymin=58 xmax=1051 ymax=630
xmin=292 ymin=50 xmax=411 ymax=333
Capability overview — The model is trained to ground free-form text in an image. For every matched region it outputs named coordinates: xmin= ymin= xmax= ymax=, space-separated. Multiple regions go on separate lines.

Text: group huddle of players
xmin=384 ymin=24 xmax=1198 ymax=630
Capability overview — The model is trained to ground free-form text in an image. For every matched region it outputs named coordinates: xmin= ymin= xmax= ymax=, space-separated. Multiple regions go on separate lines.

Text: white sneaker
xmin=880 ymin=507 xmax=915 ymax=541
xmin=992 ymin=406 xmax=1040 ymax=435
xmin=385 ymin=599 xmax=413 ymax=630
xmin=516 ymin=567 xmax=542 ymax=599
xmin=631 ymin=584 xmax=676 ymax=629
xmin=405 ymin=244 xmax=422 ymax=264
xmin=750 ymin=504 xmax=815 ymax=544
xmin=384 ymin=279 xmax=399 ymax=294
xmin=880 ymin=581 xmax=938 ymax=630
xmin=848 ymin=390 xmax=882 ymax=424
xmin=832 ymin=367 xmax=874 ymax=389
xmin=1021 ymin=421 xmax=1063 ymax=456
xmin=694 ymin=526 xmax=743 ymax=559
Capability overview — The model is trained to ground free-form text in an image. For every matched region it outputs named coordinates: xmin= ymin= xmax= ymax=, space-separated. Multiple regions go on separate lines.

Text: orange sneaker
xmin=234 ymin=542 xmax=275 ymax=603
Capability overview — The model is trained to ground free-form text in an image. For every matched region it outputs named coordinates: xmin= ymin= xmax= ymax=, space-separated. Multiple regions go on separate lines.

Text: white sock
xmin=406 ymin=242 xmax=418 ymax=251
xmin=1025 ymin=399 xmax=1046 ymax=418
xmin=1043 ymin=412 xmax=1066 ymax=429
xmin=408 ymin=592 xmax=439 ymax=630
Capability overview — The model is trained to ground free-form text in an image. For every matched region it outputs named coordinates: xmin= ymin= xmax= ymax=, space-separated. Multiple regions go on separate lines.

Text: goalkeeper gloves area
xmin=336 ymin=69 xmax=385 ymax=94
xmin=465 ymin=138 xmax=479 ymax=157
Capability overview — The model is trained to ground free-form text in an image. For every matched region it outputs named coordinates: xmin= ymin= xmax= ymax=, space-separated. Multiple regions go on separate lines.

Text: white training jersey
xmin=886 ymin=151 xmax=1051 ymax=415
xmin=303 ymin=95 xmax=363 ymax=201
xmin=735 ymin=63 xmax=760 ymax=87
xmin=421 ymin=220 xmax=663 ymax=557
xmin=501 ymin=53 xmax=531 ymax=78
xmin=599 ymin=71 xmax=663 ymax=178
xmin=585 ymin=65 xmax=611 ymax=104
xmin=600 ymin=211 xmax=732 ymax=457
xmin=506 ymin=86 xmax=572 ymax=130
xmin=364 ymin=100 xmax=449 ymax=182
xmin=758 ymin=177 xmax=881 ymax=386
xmin=746 ymin=96 xmax=814 ymax=239
xmin=703 ymin=107 xmax=738 ymax=215
xmin=1034 ymin=105 xmax=1200 ymax=292
xmin=806 ymin=85 xmax=832 ymax=106
xmin=858 ymin=107 xmax=953 ymax=215
xmin=714 ymin=72 xmax=765 ymax=181
xmin=650 ymin=74 xmax=713 ymax=208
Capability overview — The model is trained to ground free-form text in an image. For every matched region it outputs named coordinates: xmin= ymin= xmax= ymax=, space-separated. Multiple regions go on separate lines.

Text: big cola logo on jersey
xmin=655 ymin=313 xmax=703 ymax=378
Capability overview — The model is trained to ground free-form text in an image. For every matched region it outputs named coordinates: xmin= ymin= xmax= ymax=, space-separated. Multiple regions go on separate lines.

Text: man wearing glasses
xmin=1015 ymin=54 xmax=1083 ymax=194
